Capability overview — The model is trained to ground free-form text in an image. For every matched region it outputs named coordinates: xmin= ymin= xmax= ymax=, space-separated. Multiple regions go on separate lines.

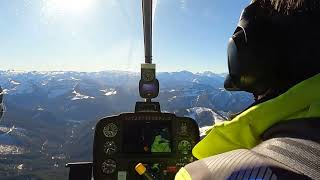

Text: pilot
xmin=176 ymin=0 xmax=320 ymax=179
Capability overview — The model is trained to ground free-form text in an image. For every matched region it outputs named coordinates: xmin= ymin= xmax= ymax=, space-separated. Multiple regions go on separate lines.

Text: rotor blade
xmin=142 ymin=0 xmax=153 ymax=64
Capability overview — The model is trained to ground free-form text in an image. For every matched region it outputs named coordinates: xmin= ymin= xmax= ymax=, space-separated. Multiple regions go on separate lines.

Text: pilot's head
xmin=0 ymin=86 xmax=4 ymax=119
xmin=224 ymin=0 xmax=320 ymax=101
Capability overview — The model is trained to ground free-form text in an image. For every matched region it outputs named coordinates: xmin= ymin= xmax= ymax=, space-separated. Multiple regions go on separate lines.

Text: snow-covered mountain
xmin=0 ymin=70 xmax=252 ymax=115
xmin=0 ymin=70 xmax=253 ymax=178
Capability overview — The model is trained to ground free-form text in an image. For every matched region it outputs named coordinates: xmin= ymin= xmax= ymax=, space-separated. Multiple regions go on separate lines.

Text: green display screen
xmin=123 ymin=120 xmax=172 ymax=153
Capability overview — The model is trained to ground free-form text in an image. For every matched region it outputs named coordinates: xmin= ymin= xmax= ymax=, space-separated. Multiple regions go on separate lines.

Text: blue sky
xmin=0 ymin=0 xmax=250 ymax=73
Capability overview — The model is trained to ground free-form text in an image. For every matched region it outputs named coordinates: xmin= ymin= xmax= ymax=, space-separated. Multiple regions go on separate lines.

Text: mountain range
xmin=0 ymin=70 xmax=253 ymax=179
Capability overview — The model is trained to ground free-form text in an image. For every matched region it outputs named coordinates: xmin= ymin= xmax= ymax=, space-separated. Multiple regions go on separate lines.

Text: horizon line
xmin=0 ymin=69 xmax=227 ymax=75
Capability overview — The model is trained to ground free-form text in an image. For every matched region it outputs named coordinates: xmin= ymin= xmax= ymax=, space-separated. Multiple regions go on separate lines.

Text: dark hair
xmin=253 ymin=0 xmax=320 ymax=14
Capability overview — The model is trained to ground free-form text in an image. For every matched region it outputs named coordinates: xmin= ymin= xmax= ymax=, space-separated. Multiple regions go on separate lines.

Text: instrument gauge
xmin=178 ymin=140 xmax=192 ymax=155
xmin=104 ymin=141 xmax=117 ymax=155
xmin=103 ymin=123 xmax=118 ymax=137
xmin=101 ymin=159 xmax=117 ymax=174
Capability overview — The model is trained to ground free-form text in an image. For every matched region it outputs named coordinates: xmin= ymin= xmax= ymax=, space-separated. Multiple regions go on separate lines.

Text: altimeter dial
xmin=103 ymin=123 xmax=118 ymax=137
xmin=101 ymin=159 xmax=117 ymax=174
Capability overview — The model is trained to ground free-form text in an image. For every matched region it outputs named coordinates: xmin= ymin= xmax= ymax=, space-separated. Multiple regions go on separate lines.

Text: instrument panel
xmin=93 ymin=112 xmax=200 ymax=180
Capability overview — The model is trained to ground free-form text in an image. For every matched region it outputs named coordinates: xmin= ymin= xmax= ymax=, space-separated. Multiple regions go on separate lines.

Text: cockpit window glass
xmin=0 ymin=0 xmax=253 ymax=178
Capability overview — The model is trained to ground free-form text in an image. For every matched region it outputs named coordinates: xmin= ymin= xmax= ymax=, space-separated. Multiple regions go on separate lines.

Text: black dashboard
xmin=93 ymin=112 xmax=200 ymax=180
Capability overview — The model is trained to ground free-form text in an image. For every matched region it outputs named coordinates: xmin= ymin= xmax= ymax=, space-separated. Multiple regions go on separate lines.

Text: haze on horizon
xmin=0 ymin=0 xmax=250 ymax=73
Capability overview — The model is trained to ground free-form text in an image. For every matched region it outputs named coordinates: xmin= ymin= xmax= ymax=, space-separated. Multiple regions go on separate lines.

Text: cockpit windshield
xmin=0 ymin=0 xmax=252 ymax=179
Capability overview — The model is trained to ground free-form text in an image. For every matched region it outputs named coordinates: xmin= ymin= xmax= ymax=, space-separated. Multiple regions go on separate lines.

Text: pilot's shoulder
xmin=178 ymin=146 xmax=310 ymax=180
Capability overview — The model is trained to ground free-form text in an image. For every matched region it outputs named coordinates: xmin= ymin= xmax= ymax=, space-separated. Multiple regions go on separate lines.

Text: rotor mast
xmin=142 ymin=0 xmax=153 ymax=64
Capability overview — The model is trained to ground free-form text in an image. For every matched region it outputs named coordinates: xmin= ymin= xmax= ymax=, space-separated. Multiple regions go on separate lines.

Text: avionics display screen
xmin=123 ymin=120 xmax=172 ymax=153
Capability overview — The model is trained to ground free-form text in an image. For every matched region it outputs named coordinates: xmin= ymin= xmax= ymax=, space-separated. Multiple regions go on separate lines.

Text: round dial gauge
xmin=104 ymin=141 xmax=117 ymax=155
xmin=101 ymin=159 xmax=117 ymax=174
xmin=142 ymin=70 xmax=154 ymax=81
xmin=103 ymin=123 xmax=118 ymax=137
xmin=178 ymin=140 xmax=192 ymax=155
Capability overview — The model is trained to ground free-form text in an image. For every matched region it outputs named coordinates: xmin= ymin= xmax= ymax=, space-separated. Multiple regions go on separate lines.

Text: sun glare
xmin=43 ymin=0 xmax=95 ymax=16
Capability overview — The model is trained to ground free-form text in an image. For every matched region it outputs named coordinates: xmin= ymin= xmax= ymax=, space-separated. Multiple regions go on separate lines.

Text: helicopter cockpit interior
xmin=66 ymin=0 xmax=200 ymax=179
xmin=2 ymin=0 xmax=320 ymax=179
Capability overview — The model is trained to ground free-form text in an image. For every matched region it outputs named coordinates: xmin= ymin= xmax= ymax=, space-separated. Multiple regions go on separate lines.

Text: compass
xmin=142 ymin=69 xmax=155 ymax=81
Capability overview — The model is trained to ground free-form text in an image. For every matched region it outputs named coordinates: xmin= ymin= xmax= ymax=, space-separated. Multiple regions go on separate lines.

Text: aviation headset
xmin=224 ymin=1 xmax=320 ymax=95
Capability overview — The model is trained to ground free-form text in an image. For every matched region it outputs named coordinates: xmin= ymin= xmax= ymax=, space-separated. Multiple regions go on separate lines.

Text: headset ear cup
xmin=224 ymin=75 xmax=240 ymax=90
xmin=225 ymin=38 xmax=240 ymax=91
xmin=227 ymin=38 xmax=240 ymax=76
xmin=225 ymin=29 xmax=250 ymax=91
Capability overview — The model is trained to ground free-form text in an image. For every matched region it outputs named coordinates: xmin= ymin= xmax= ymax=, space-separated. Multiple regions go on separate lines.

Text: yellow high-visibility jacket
xmin=176 ymin=73 xmax=320 ymax=179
